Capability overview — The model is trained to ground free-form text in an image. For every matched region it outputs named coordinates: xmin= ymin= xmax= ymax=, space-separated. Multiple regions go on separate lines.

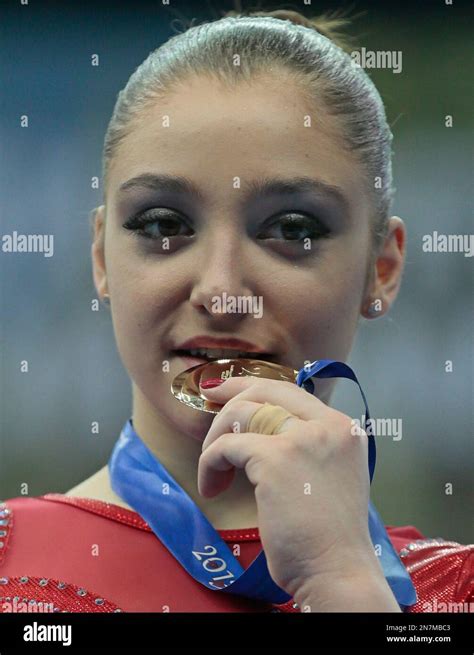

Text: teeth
xmin=187 ymin=348 xmax=259 ymax=359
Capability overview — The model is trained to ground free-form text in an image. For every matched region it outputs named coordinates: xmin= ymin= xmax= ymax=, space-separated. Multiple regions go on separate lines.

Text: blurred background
xmin=1 ymin=0 xmax=472 ymax=542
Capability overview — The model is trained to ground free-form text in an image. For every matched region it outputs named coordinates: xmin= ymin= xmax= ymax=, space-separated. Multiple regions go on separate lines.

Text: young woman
xmin=1 ymin=10 xmax=472 ymax=614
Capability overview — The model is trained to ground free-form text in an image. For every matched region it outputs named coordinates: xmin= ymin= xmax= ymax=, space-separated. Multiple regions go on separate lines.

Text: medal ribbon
xmin=108 ymin=359 xmax=417 ymax=608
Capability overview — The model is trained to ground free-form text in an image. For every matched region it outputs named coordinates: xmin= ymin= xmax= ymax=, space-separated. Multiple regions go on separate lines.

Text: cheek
xmin=265 ymin=247 xmax=366 ymax=357
xmin=106 ymin=234 xmax=177 ymax=320
xmin=104 ymin=243 xmax=158 ymax=364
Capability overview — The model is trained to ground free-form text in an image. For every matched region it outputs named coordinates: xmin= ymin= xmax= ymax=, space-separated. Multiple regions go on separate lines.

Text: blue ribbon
xmin=296 ymin=360 xmax=376 ymax=482
xmin=108 ymin=359 xmax=417 ymax=608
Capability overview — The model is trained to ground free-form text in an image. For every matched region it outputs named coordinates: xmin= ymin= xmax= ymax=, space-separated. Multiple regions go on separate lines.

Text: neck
xmin=130 ymin=384 xmax=259 ymax=530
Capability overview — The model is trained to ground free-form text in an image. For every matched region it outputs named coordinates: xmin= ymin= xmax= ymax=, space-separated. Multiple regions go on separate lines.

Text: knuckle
xmin=332 ymin=409 xmax=354 ymax=431
xmin=306 ymin=417 xmax=356 ymax=454
xmin=307 ymin=419 xmax=332 ymax=444
xmin=277 ymin=427 xmax=310 ymax=457
xmin=229 ymin=398 xmax=251 ymax=414
xmin=278 ymin=435 xmax=300 ymax=456
xmin=220 ymin=397 xmax=244 ymax=414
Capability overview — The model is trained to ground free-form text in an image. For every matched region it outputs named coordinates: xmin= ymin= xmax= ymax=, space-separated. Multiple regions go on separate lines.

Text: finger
xmin=200 ymin=375 xmax=328 ymax=422
xmin=202 ymin=399 xmax=302 ymax=452
xmin=198 ymin=431 xmax=270 ymax=497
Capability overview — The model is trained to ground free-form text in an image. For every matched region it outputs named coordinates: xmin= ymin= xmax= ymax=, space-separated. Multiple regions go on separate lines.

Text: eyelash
xmin=122 ymin=208 xmax=331 ymax=243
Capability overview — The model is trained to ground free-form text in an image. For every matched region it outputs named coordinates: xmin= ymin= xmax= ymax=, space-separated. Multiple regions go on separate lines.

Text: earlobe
xmin=361 ymin=216 xmax=406 ymax=320
xmin=362 ymin=298 xmax=385 ymax=318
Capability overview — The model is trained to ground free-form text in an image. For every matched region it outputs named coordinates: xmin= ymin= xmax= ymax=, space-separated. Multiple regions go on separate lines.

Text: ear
xmin=91 ymin=205 xmax=108 ymax=299
xmin=361 ymin=216 xmax=406 ymax=319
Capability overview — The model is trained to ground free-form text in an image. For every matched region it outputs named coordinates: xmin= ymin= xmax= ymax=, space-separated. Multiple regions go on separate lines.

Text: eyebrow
xmin=118 ymin=173 xmax=349 ymax=211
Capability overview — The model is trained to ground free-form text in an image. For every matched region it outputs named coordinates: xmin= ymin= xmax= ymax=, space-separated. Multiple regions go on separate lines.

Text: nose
xmin=189 ymin=226 xmax=254 ymax=321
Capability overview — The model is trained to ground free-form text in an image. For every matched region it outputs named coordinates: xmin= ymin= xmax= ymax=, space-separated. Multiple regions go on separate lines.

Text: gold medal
xmin=171 ymin=358 xmax=301 ymax=414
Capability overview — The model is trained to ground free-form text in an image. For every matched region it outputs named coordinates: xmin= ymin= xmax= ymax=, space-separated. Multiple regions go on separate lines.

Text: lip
xmin=173 ymin=335 xmax=271 ymax=353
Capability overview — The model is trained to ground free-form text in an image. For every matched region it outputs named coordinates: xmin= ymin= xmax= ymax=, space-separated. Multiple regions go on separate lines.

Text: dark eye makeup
xmin=122 ymin=207 xmax=332 ymax=245
xmin=123 ymin=208 xmax=193 ymax=239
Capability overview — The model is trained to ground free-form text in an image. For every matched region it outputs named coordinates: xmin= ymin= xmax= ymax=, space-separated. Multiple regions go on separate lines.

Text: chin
xmin=167 ymin=398 xmax=215 ymax=442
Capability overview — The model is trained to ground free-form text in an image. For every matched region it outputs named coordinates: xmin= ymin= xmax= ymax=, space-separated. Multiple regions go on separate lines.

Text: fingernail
xmin=200 ymin=378 xmax=224 ymax=389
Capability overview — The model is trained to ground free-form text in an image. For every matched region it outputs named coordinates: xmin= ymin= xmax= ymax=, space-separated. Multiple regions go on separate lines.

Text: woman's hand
xmin=198 ymin=376 xmax=400 ymax=611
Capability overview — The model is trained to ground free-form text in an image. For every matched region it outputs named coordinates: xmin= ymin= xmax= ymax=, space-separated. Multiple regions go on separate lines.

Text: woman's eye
xmin=122 ymin=209 xmax=329 ymax=246
xmin=123 ymin=209 xmax=194 ymax=239
xmin=257 ymin=212 xmax=330 ymax=242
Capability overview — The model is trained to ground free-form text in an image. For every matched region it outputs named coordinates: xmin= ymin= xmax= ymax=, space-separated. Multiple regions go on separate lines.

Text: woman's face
xmin=93 ymin=73 xmax=388 ymax=441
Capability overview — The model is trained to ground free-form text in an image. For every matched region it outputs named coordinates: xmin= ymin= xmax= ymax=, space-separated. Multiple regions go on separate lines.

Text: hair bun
xmin=223 ymin=8 xmax=354 ymax=52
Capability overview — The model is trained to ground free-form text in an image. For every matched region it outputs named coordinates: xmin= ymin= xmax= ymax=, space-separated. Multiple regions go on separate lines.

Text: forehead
xmin=107 ymin=74 xmax=369 ymax=214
